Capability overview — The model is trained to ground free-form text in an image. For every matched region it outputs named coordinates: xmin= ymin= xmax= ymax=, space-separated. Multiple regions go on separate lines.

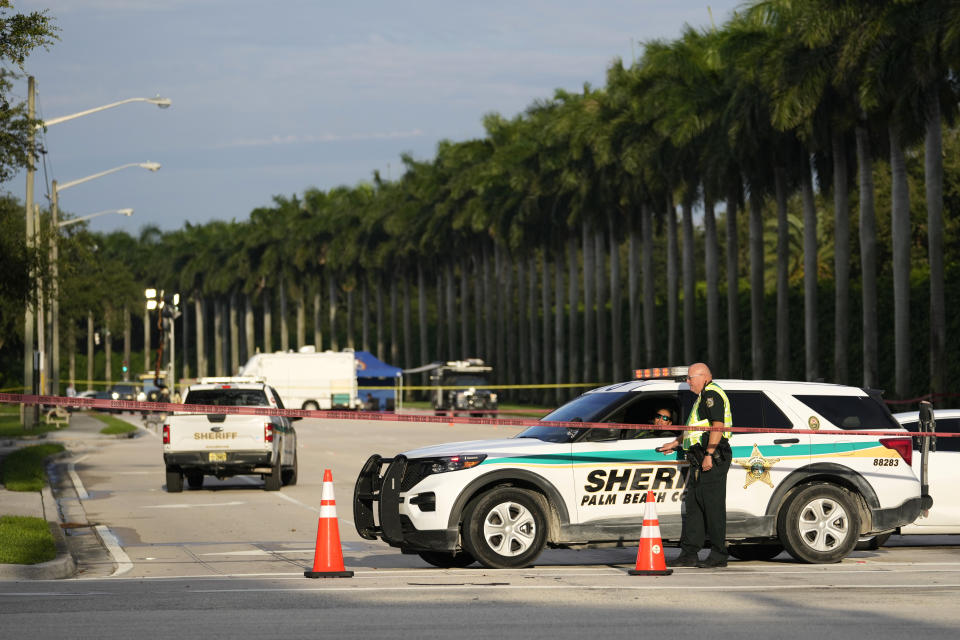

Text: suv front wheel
xmin=778 ymin=482 xmax=860 ymax=563
xmin=462 ymin=487 xmax=547 ymax=569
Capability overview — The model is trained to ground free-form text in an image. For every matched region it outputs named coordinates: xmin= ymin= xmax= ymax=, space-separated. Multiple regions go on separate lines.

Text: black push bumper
xmin=353 ymin=454 xmax=458 ymax=552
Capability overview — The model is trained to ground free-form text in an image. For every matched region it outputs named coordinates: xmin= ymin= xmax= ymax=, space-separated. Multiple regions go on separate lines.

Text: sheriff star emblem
xmin=733 ymin=444 xmax=781 ymax=489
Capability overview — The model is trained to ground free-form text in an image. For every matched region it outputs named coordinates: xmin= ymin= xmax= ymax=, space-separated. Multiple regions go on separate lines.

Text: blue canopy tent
xmin=354 ymin=351 xmax=403 ymax=411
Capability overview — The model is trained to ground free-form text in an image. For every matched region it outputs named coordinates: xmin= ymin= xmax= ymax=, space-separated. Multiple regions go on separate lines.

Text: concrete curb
xmin=0 ymin=486 xmax=76 ymax=580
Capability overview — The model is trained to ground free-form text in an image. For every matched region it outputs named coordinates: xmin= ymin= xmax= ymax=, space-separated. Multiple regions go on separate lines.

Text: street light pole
xmin=49 ymin=162 xmax=159 ymax=395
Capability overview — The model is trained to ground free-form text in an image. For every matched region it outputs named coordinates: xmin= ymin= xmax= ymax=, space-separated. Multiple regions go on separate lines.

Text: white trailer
xmin=239 ymin=348 xmax=358 ymax=410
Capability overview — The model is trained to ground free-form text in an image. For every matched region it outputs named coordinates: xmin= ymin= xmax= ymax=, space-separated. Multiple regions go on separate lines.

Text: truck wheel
xmin=282 ymin=451 xmax=298 ymax=486
xmin=165 ymin=466 xmax=183 ymax=493
xmin=264 ymin=457 xmax=282 ymax=491
xmin=186 ymin=471 xmax=204 ymax=489
xmin=777 ymin=483 xmax=860 ymax=563
xmin=302 ymin=401 xmax=319 ymax=411
xmin=727 ymin=543 xmax=784 ymax=561
xmin=417 ymin=550 xmax=476 ymax=568
xmin=462 ymin=487 xmax=547 ymax=569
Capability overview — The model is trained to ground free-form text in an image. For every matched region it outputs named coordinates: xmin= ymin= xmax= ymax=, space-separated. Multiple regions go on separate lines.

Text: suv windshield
xmin=185 ymin=388 xmax=269 ymax=407
xmin=517 ymin=392 xmax=630 ymax=443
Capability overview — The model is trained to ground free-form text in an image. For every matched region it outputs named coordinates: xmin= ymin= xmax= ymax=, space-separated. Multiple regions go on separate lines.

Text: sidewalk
xmin=0 ymin=411 xmax=143 ymax=580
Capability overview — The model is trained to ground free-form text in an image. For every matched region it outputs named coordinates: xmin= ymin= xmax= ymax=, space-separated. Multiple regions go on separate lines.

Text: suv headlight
xmin=425 ymin=454 xmax=486 ymax=475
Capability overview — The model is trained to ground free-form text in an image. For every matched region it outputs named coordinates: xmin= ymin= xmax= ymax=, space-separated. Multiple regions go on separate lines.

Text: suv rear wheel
xmin=778 ymin=483 xmax=860 ymax=563
xmin=462 ymin=487 xmax=547 ymax=569
xmin=165 ymin=466 xmax=183 ymax=493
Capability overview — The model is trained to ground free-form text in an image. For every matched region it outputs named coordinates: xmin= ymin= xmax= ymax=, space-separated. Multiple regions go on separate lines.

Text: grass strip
xmin=1 ymin=444 xmax=65 ymax=492
xmin=87 ymin=412 xmax=139 ymax=435
xmin=0 ymin=413 xmax=62 ymax=438
xmin=0 ymin=516 xmax=56 ymax=564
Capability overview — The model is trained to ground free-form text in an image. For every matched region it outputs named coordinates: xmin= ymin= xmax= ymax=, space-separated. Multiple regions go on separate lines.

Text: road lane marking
xmin=143 ymin=501 xmax=245 ymax=509
xmin=68 ymin=455 xmax=89 ymax=499
xmin=94 ymin=525 xmax=133 ymax=577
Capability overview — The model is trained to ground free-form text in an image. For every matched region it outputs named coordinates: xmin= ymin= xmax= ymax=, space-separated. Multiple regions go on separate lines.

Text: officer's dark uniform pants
xmin=680 ymin=444 xmax=731 ymax=559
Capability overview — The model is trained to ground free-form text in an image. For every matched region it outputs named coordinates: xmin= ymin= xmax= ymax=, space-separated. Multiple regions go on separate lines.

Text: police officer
xmin=657 ymin=362 xmax=732 ymax=568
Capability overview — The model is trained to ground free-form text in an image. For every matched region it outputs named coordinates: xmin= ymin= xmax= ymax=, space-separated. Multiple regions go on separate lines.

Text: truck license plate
xmin=208 ymin=452 xmax=227 ymax=462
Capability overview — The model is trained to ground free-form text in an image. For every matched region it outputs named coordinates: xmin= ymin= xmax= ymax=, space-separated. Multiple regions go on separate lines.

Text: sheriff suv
xmin=354 ymin=370 xmax=924 ymax=568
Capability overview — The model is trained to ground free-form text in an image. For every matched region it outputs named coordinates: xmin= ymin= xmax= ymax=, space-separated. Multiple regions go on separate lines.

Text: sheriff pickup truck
xmin=161 ymin=377 xmax=299 ymax=492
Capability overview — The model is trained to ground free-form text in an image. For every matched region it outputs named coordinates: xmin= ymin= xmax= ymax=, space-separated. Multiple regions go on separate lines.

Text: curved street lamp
xmin=57 ymin=208 xmax=134 ymax=228
xmin=22 ymin=74 xmax=171 ymax=426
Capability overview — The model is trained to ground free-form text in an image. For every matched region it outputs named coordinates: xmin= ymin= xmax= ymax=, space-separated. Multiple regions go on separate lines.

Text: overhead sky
xmin=8 ymin=0 xmax=741 ymax=233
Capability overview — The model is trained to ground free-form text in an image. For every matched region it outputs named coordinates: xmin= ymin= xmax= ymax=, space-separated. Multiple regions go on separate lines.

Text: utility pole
xmin=23 ymin=76 xmax=37 ymax=428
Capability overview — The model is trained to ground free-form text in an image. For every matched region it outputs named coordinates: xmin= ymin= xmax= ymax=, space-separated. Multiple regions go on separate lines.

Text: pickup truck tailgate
xmin=166 ymin=414 xmax=270 ymax=451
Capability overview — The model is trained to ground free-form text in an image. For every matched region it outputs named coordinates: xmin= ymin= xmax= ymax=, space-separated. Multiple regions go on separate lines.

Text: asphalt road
xmin=2 ymin=412 xmax=959 ymax=639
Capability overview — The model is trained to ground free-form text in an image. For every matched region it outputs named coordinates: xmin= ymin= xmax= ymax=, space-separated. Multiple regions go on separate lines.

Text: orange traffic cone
xmin=304 ymin=469 xmax=354 ymax=578
xmin=628 ymin=490 xmax=673 ymax=576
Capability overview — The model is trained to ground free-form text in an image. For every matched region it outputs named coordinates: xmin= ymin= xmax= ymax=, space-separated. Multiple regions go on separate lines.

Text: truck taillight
xmin=880 ymin=437 xmax=913 ymax=466
xmin=264 ymin=423 xmax=274 ymax=442
xmin=162 ymin=424 xmax=170 ymax=445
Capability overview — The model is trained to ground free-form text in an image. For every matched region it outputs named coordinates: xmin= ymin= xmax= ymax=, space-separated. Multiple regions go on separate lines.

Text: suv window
xmin=185 ymin=388 xmax=269 ymax=407
xmin=725 ymin=391 xmax=795 ymax=430
xmin=793 ymin=394 xmax=900 ymax=430
xmin=901 ymin=417 xmax=960 ymax=452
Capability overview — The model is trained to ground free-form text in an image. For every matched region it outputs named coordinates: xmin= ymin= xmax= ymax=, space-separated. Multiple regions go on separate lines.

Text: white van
xmin=239 ymin=348 xmax=358 ymax=410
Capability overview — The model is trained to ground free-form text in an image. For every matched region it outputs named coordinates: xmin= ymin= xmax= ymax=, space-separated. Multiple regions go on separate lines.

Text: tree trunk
xmin=517 ymin=257 xmax=527 ymax=387
xmin=832 ymin=130 xmax=850 ymax=385
xmin=390 ymin=278 xmax=399 ymax=365
xmin=800 ymin=159 xmax=818 ymax=382
xmin=361 ymin=278 xmax=369 ymax=352
xmin=105 ymin=307 xmax=113 ymax=385
xmin=504 ymin=253 xmax=516 ymax=388
xmin=495 ymin=246 xmax=506 ymax=377
xmin=313 ymin=282 xmax=323 ymax=350
xmin=567 ymin=238 xmax=580 ymax=383
xmin=641 ymin=202 xmax=655 ymax=363
xmin=123 ymin=305 xmax=131 ymax=381
xmin=890 ymin=123 xmax=911 ymax=397
xmin=346 ymin=288 xmax=354 ymax=350
xmin=725 ymin=193 xmax=740 ymax=376
xmin=554 ymin=249 xmax=565 ymax=404
xmin=582 ymin=223 xmax=595 ymax=381
xmin=609 ymin=219 xmax=622 ymax=382
xmin=279 ymin=278 xmax=289 ymax=353
xmin=214 ymin=298 xmax=224 ymax=376
xmin=483 ymin=242 xmax=495 ymax=366
xmin=296 ymin=290 xmax=306 ymax=350
xmin=925 ymin=98 xmax=946 ymax=396
xmin=529 ymin=254 xmax=540 ymax=387
xmin=418 ymin=265 xmax=427 ymax=367
xmin=376 ymin=279 xmax=384 ymax=360
xmin=681 ymin=196 xmax=695 ymax=363
xmin=666 ymin=193 xmax=679 ymax=365
xmin=446 ymin=263 xmax=456 ymax=358
xmin=775 ymin=169 xmax=790 ymax=379
xmin=328 ymin=275 xmax=338 ymax=351
xmin=68 ymin=323 xmax=76 ymax=391
xmin=460 ymin=260 xmax=470 ymax=358
xmin=402 ymin=275 xmax=412 ymax=369
xmin=87 ymin=311 xmax=94 ymax=391
xmin=541 ymin=253 xmax=553 ymax=404
xmin=262 ymin=290 xmax=272 ymax=354
xmin=245 ymin=293 xmax=254 ymax=360
xmin=628 ymin=226 xmax=641 ymax=370
xmin=144 ymin=309 xmax=151 ymax=376
xmin=704 ymin=198 xmax=720 ymax=368
xmin=749 ymin=191 xmax=764 ymax=379
xmin=595 ymin=228 xmax=607 ymax=383
xmin=196 ymin=296 xmax=207 ymax=377
xmin=473 ymin=254 xmax=484 ymax=360
xmin=435 ymin=272 xmax=444 ymax=360
xmin=182 ymin=298 xmax=190 ymax=381
xmin=230 ymin=292 xmax=240 ymax=374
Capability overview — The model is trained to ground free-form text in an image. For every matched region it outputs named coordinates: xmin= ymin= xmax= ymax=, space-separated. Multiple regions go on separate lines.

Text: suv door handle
xmin=774 ymin=438 xmax=799 ymax=444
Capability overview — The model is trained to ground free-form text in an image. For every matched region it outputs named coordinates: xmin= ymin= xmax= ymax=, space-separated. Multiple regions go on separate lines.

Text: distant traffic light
xmin=122 ymin=361 xmax=128 ymax=373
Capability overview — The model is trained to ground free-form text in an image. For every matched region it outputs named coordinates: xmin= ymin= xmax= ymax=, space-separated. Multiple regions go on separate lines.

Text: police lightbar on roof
xmin=198 ymin=376 xmax=266 ymax=385
xmin=634 ymin=366 xmax=689 ymax=380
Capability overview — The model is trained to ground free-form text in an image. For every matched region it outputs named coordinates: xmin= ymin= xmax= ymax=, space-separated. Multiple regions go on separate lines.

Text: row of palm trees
xmin=40 ymin=0 xmax=958 ymax=402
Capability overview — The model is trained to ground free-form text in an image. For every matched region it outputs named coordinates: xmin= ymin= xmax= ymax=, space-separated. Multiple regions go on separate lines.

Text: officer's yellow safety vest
xmin=682 ymin=381 xmax=733 ymax=450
